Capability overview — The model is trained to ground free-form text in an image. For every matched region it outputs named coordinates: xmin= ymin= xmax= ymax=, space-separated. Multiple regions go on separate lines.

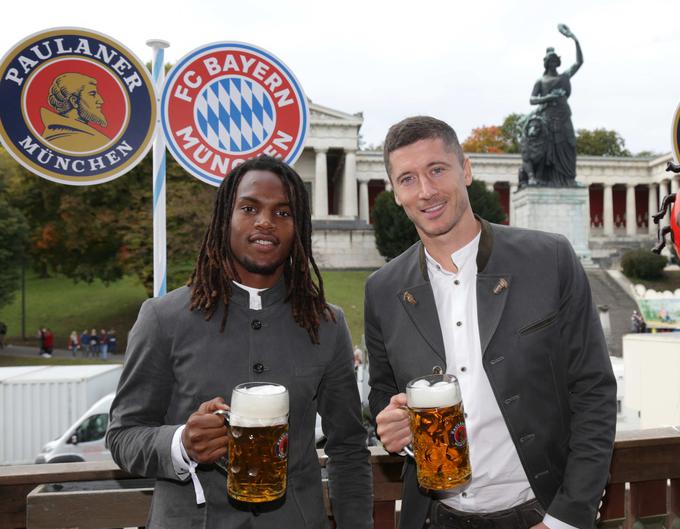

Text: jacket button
xmin=251 ymin=320 xmax=262 ymax=330
xmin=253 ymin=363 xmax=265 ymax=374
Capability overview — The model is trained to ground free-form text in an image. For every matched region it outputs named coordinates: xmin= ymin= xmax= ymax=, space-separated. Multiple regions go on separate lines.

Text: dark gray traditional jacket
xmin=365 ymin=219 xmax=616 ymax=529
xmin=107 ymin=281 xmax=372 ymax=529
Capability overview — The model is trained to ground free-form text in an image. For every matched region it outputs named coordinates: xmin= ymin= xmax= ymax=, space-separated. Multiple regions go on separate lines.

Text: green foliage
xmin=467 ymin=180 xmax=506 ymax=224
xmin=0 ymin=180 xmax=29 ymax=310
xmin=372 ymin=182 xmax=506 ymax=259
xmin=499 ymin=113 xmax=524 ymax=154
xmin=621 ymin=250 xmax=667 ymax=280
xmin=576 ymin=128 xmax=631 ymax=157
xmin=371 ymin=191 xmax=419 ymax=260
xmin=2 ymin=145 xmax=216 ymax=297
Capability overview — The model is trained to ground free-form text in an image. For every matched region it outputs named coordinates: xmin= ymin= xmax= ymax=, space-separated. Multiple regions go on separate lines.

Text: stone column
xmin=603 ymin=183 xmax=614 ymax=236
xmin=314 ymin=148 xmax=328 ymax=218
xmin=648 ymin=183 xmax=658 ymax=235
xmin=625 ymin=183 xmax=636 ymax=236
xmin=509 ymin=184 xmax=518 ymax=225
xmin=342 ymin=149 xmax=358 ymax=217
xmin=671 ymin=175 xmax=680 ymax=195
xmin=359 ymin=179 xmax=369 ymax=222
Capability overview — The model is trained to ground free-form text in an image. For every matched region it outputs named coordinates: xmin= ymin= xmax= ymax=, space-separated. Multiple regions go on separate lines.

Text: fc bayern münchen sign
xmin=161 ymin=42 xmax=309 ymax=186
xmin=0 ymin=28 xmax=157 ymax=185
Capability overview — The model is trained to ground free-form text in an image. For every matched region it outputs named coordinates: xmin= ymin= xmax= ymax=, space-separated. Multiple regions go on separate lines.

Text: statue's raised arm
xmin=558 ymin=23 xmax=583 ymax=78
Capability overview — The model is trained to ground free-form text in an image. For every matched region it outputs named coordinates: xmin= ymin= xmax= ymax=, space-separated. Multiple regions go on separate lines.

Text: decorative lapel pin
xmin=493 ymin=278 xmax=508 ymax=295
xmin=403 ymin=291 xmax=417 ymax=305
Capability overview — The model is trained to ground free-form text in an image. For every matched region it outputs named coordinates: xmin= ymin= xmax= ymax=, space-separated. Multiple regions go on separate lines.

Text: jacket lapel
xmin=398 ymin=244 xmax=446 ymax=365
xmin=475 ymin=219 xmax=510 ymax=356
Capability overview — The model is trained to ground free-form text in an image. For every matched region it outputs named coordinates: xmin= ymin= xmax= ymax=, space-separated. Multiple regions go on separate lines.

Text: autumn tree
xmin=462 ymin=126 xmax=507 ymax=153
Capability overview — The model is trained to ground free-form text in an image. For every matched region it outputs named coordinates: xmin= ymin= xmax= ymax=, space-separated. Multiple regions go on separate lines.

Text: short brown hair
xmin=383 ymin=116 xmax=465 ymax=176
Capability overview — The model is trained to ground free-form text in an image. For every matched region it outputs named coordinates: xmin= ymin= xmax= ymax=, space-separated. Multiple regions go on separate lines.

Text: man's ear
xmin=393 ymin=187 xmax=402 ymax=207
xmin=69 ymin=94 xmax=79 ymax=110
xmin=463 ymin=157 xmax=473 ymax=187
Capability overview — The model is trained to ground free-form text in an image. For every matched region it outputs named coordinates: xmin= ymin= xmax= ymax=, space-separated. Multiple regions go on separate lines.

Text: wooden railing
xmin=1 ymin=428 xmax=679 ymax=529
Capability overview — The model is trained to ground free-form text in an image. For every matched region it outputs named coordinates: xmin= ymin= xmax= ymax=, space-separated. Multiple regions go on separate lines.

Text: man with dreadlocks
xmin=107 ymin=156 xmax=372 ymax=529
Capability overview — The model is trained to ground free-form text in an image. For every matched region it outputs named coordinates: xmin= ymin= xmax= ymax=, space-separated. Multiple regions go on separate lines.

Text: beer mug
xmin=215 ymin=382 xmax=289 ymax=503
xmin=405 ymin=373 xmax=471 ymax=490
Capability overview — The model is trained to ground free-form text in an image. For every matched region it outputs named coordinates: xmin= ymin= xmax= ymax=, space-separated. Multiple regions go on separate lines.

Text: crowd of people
xmin=37 ymin=327 xmax=117 ymax=359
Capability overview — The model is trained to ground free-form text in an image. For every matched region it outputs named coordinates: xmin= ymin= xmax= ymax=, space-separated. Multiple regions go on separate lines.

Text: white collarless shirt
xmin=425 ymin=234 xmax=534 ymax=511
xmin=424 ymin=235 xmax=571 ymax=529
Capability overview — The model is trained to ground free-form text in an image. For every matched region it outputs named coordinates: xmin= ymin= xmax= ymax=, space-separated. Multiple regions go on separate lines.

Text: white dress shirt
xmin=425 ymin=234 xmax=573 ymax=529
xmin=170 ymin=281 xmax=267 ymax=504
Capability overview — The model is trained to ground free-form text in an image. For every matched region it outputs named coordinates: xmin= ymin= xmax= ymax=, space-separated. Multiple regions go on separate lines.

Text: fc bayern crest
xmin=0 ymin=28 xmax=156 ymax=185
xmin=161 ymin=42 xmax=309 ymax=186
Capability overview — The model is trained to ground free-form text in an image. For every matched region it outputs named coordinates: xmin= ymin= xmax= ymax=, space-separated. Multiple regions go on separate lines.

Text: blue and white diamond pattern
xmin=195 ymin=77 xmax=276 ymax=153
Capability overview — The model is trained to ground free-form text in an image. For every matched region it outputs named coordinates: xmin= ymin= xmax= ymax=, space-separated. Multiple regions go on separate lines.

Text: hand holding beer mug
xmin=405 ymin=374 xmax=471 ymax=490
xmin=215 ymin=382 xmax=289 ymax=503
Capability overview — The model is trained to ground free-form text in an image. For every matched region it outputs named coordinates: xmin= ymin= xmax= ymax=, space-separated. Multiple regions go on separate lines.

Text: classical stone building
xmin=299 ymin=103 xmax=676 ymax=268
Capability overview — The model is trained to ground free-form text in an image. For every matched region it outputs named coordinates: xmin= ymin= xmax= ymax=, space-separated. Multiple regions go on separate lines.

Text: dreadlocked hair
xmin=189 ymin=155 xmax=335 ymax=344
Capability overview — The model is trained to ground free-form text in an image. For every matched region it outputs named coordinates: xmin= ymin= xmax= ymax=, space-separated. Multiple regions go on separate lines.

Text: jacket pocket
xmin=518 ymin=312 xmax=558 ymax=336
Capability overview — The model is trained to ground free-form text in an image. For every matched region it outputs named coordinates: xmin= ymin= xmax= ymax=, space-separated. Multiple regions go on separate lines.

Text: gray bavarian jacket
xmin=107 ymin=280 xmax=372 ymax=529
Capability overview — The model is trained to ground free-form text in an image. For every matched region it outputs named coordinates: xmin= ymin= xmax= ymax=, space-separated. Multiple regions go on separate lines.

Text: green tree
xmin=467 ymin=180 xmax=506 ymax=224
xmin=0 ymin=179 xmax=29 ymax=309
xmin=371 ymin=191 xmax=419 ymax=260
xmin=576 ymin=128 xmax=631 ymax=157
xmin=372 ymin=181 xmax=505 ymax=260
xmin=499 ymin=113 xmax=525 ymax=154
xmin=2 ymin=145 xmax=216 ymax=296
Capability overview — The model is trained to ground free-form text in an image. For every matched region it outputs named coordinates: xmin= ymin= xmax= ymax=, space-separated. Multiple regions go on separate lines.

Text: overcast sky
xmin=3 ymin=0 xmax=680 ymax=155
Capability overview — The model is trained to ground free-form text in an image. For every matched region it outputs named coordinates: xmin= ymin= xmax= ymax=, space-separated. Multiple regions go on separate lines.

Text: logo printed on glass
xmin=0 ymin=28 xmax=156 ymax=185
xmin=451 ymin=422 xmax=467 ymax=448
xmin=275 ymin=432 xmax=288 ymax=460
xmin=161 ymin=42 xmax=309 ymax=186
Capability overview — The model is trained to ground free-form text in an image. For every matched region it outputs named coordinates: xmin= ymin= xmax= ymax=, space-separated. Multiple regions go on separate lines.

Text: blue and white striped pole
xmin=147 ymin=39 xmax=170 ymax=297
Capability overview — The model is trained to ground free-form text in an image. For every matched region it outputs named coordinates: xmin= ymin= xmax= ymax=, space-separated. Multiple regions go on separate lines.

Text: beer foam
xmin=230 ymin=414 xmax=288 ymax=427
xmin=407 ymin=380 xmax=461 ymax=408
xmin=230 ymin=383 xmax=289 ymax=423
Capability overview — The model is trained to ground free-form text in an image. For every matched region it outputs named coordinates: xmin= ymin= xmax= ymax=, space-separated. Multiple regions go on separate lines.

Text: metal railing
xmin=1 ymin=428 xmax=679 ymax=529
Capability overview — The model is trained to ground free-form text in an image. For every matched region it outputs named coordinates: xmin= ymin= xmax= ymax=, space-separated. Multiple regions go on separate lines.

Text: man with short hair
xmin=107 ymin=156 xmax=372 ymax=529
xmin=366 ymin=116 xmax=616 ymax=529
xmin=41 ymin=73 xmax=110 ymax=152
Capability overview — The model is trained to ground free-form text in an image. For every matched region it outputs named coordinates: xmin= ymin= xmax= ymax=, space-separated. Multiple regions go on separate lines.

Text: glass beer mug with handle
xmin=215 ymin=382 xmax=289 ymax=503
xmin=405 ymin=373 xmax=471 ymax=490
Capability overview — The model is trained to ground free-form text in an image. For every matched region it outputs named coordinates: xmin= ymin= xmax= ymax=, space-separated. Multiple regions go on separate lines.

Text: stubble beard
xmin=233 ymin=252 xmax=288 ymax=277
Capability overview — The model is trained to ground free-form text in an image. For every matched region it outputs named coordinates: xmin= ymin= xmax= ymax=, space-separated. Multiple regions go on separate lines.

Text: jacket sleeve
xmin=317 ymin=309 xmax=373 ymax=529
xmin=365 ymin=279 xmax=399 ymax=423
xmin=547 ymin=237 xmax=617 ymax=528
xmin=106 ymin=298 xmax=181 ymax=480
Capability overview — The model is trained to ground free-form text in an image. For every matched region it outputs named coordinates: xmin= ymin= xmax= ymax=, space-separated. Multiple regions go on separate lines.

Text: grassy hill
xmin=0 ymin=270 xmax=374 ymax=354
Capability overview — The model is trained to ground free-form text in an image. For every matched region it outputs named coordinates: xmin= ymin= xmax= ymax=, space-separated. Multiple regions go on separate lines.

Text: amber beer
xmin=406 ymin=374 xmax=471 ymax=490
xmin=227 ymin=383 xmax=289 ymax=503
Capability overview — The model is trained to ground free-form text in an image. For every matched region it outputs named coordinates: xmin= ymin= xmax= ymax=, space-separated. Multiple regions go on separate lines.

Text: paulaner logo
xmin=161 ymin=42 xmax=309 ymax=186
xmin=0 ymin=28 xmax=156 ymax=185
